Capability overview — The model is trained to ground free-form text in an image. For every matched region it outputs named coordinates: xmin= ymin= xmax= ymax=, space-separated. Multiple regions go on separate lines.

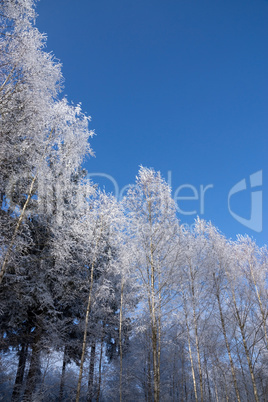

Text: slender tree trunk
xmin=223 ymin=261 xmax=260 ymax=402
xmin=76 ymin=218 xmax=103 ymax=402
xmin=212 ymin=367 xmax=219 ymax=402
xmin=193 ymin=306 xmax=203 ymax=402
xmin=182 ymin=286 xmax=198 ymax=402
xmin=181 ymin=346 xmax=185 ymax=401
xmin=172 ymin=351 xmax=176 ymax=401
xmin=234 ymin=335 xmax=250 ymax=402
xmin=146 ymin=196 xmax=161 ymax=402
xmin=223 ymin=371 xmax=229 ymax=402
xmin=96 ymin=331 xmax=104 ymax=402
xmin=149 ymin=254 xmax=158 ymax=402
xmin=58 ymin=346 xmax=68 ymax=402
xmin=214 ymin=383 xmax=219 ymax=402
xmin=145 ymin=263 xmax=158 ymax=402
xmin=12 ymin=343 xmax=28 ymax=401
xmin=147 ymin=347 xmax=152 ymax=402
xmin=214 ymin=353 xmax=230 ymax=402
xmin=213 ymin=273 xmax=241 ymax=402
xmin=75 ymin=264 xmax=95 ymax=402
xmin=152 ymin=321 xmax=158 ymax=402
xmin=248 ymin=262 xmax=268 ymax=350
xmin=119 ymin=279 xmax=124 ymax=402
xmin=156 ymin=290 xmax=161 ymax=402
xmin=231 ymin=288 xmax=259 ymax=402
xmin=87 ymin=340 xmax=96 ymax=402
xmin=143 ymin=367 xmax=148 ymax=402
xmin=189 ymin=263 xmax=203 ymax=402
xmin=204 ymin=352 xmax=212 ymax=402
xmin=181 ymin=345 xmax=187 ymax=402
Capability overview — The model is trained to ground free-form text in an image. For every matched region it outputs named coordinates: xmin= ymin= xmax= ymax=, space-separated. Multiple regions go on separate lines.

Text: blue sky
xmin=36 ymin=0 xmax=267 ymax=245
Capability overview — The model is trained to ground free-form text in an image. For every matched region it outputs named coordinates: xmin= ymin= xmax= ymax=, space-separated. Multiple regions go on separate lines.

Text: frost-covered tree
xmin=1 ymin=2 xmax=268 ymax=400
xmin=0 ymin=1 xmax=95 ymax=400
xmin=0 ymin=0 xmax=60 ymax=284
xmin=124 ymin=166 xmax=179 ymax=402
xmin=75 ymin=191 xmax=134 ymax=402
xmin=0 ymin=0 xmax=94 ymax=284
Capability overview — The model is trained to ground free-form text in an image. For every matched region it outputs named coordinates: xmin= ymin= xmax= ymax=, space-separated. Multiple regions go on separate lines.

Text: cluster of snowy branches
xmin=0 ymin=1 xmax=268 ymax=401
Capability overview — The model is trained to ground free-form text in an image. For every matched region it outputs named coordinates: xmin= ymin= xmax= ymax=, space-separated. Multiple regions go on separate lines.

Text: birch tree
xmin=124 ymin=166 xmax=179 ymax=402
xmin=75 ymin=192 xmax=131 ymax=401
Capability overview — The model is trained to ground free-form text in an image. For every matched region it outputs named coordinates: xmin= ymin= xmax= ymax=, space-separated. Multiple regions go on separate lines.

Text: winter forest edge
xmin=0 ymin=1 xmax=267 ymax=401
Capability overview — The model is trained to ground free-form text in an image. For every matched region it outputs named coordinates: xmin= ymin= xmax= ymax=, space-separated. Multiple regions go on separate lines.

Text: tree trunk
xmin=119 ymin=279 xmax=124 ymax=402
xmin=148 ymin=250 xmax=159 ymax=402
xmin=147 ymin=197 xmax=161 ymax=402
xmin=231 ymin=288 xmax=259 ymax=402
xmin=58 ymin=346 xmax=68 ymax=402
xmin=23 ymin=339 xmax=41 ymax=401
xmin=172 ymin=351 xmax=176 ymax=401
xmin=223 ymin=371 xmax=229 ymax=402
xmin=182 ymin=284 xmax=198 ymax=402
xmin=181 ymin=345 xmax=187 ymax=402
xmin=204 ymin=352 xmax=212 ymax=402
xmin=189 ymin=263 xmax=203 ymax=402
xmin=235 ymin=335 xmax=250 ymax=402
xmin=147 ymin=347 xmax=152 ymax=402
xmin=156 ymin=290 xmax=161 ymax=402
xmin=248 ymin=261 xmax=268 ymax=351
xmin=96 ymin=331 xmax=104 ymax=402
xmin=213 ymin=273 xmax=241 ymax=402
xmin=76 ymin=217 xmax=103 ymax=402
xmin=212 ymin=368 xmax=219 ymax=402
xmin=87 ymin=340 xmax=96 ymax=402
xmin=12 ymin=343 xmax=28 ymax=401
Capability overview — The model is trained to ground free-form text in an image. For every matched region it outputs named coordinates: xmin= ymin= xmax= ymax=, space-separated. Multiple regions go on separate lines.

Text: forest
xmin=0 ymin=1 xmax=267 ymax=401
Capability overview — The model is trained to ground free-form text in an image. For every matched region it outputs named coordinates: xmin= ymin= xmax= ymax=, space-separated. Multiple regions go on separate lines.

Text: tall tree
xmin=124 ymin=166 xmax=179 ymax=402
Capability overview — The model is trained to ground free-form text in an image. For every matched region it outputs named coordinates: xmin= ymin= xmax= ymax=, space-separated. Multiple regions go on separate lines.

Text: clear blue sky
xmin=36 ymin=0 xmax=267 ymax=245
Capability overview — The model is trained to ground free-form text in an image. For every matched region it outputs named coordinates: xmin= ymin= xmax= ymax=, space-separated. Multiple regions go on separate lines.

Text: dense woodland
xmin=0 ymin=1 xmax=267 ymax=401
